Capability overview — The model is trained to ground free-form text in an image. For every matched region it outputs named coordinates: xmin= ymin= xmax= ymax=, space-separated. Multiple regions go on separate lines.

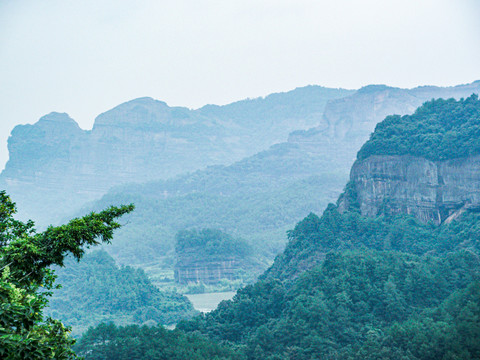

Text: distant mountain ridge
xmin=2 ymin=81 xmax=479 ymax=227
xmin=0 ymin=86 xmax=352 ymax=224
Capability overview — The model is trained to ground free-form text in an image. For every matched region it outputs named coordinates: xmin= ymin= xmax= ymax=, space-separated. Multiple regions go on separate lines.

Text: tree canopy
xmin=175 ymin=228 xmax=252 ymax=262
xmin=46 ymin=250 xmax=197 ymax=336
xmin=0 ymin=191 xmax=133 ymax=359
xmin=357 ymin=94 xmax=480 ymax=161
xmin=176 ymin=206 xmax=480 ymax=359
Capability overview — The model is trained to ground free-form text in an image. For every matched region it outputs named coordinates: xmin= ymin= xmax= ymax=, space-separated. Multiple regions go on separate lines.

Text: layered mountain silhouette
xmin=1 ymin=81 xmax=479 ymax=228
xmin=77 ymin=81 xmax=480 ymax=266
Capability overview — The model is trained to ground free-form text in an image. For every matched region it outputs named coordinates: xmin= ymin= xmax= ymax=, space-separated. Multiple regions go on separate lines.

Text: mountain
xmin=4 ymin=81 xmax=479 ymax=228
xmin=287 ymin=80 xmax=480 ymax=173
xmin=174 ymin=228 xmax=261 ymax=285
xmin=77 ymin=96 xmax=480 ymax=359
xmin=85 ymin=141 xmax=347 ymax=268
xmin=0 ymin=86 xmax=352 ymax=225
xmin=168 ymin=96 xmax=480 ymax=359
xmin=82 ymin=81 xmax=480 ymax=269
xmin=341 ymin=95 xmax=480 ymax=224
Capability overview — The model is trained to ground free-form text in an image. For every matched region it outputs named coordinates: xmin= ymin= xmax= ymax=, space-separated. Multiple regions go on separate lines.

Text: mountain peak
xmin=37 ymin=112 xmax=80 ymax=127
xmin=93 ymin=97 xmax=172 ymax=129
xmin=356 ymin=84 xmax=397 ymax=94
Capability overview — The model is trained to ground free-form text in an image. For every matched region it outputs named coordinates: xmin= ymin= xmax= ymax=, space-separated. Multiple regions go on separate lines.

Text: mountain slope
xmin=0 ymin=86 xmax=352 ymax=225
xmin=342 ymin=95 xmax=480 ymax=224
xmin=170 ymin=96 xmax=480 ymax=359
xmin=84 ymin=82 xmax=480 ymax=268
xmin=3 ymin=81 xmax=479 ymax=228
xmin=46 ymin=250 xmax=197 ymax=336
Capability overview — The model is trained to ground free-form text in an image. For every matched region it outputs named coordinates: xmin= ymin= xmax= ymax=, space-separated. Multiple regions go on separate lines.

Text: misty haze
xmin=1 ymin=1 xmax=479 ymax=359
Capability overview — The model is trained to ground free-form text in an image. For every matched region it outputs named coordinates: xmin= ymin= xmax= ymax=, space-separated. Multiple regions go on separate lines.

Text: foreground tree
xmin=0 ymin=191 xmax=133 ymax=359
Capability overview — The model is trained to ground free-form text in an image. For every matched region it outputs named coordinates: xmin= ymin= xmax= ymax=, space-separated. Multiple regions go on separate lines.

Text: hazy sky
xmin=0 ymin=0 xmax=479 ymax=169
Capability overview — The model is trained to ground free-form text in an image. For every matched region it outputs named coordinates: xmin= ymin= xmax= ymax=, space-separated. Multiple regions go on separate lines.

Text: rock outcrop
xmin=345 ymin=155 xmax=480 ymax=224
xmin=288 ymin=81 xmax=480 ymax=166
xmin=283 ymin=82 xmax=480 ymax=209
xmin=174 ymin=259 xmax=241 ymax=285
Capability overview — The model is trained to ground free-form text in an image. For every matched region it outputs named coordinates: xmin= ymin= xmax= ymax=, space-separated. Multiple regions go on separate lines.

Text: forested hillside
xmin=46 ymin=250 xmax=197 ymax=336
xmin=74 ymin=323 xmax=244 ymax=360
xmin=174 ymin=229 xmax=263 ymax=286
xmin=87 ymin=149 xmax=346 ymax=267
xmin=176 ymin=207 xmax=480 ymax=359
xmin=358 ymin=94 xmax=480 ymax=161
xmin=80 ymin=94 xmax=480 ymax=359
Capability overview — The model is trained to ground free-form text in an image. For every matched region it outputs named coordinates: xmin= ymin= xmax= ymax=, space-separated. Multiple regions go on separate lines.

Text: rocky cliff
xmin=73 ymin=83 xmax=480 ymax=266
xmin=339 ymin=94 xmax=480 ymax=224
xmin=288 ymin=81 xmax=480 ymax=168
xmin=347 ymin=155 xmax=480 ymax=224
xmin=174 ymin=259 xmax=241 ymax=285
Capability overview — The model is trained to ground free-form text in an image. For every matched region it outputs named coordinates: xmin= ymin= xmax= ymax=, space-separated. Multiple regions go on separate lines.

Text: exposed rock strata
xmin=174 ymin=259 xmax=241 ymax=284
xmin=1 ymin=88 xmax=351 ymax=224
xmin=346 ymin=155 xmax=480 ymax=224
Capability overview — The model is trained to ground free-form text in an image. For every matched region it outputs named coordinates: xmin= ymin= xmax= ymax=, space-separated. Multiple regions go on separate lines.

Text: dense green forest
xmin=46 ymin=250 xmax=197 ymax=336
xmin=86 ymin=165 xmax=345 ymax=268
xmin=78 ymin=207 xmax=480 ymax=359
xmin=174 ymin=229 xmax=263 ymax=289
xmin=265 ymin=205 xmax=480 ymax=281
xmin=74 ymin=322 xmax=244 ymax=360
xmin=175 ymin=229 xmax=252 ymax=261
xmin=5 ymin=95 xmax=480 ymax=358
xmin=0 ymin=191 xmax=134 ymax=359
xmin=174 ymin=207 xmax=480 ymax=359
xmin=358 ymin=94 xmax=480 ymax=161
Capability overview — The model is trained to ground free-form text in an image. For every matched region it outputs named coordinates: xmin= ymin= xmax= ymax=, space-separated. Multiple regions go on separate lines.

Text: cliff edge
xmin=340 ymin=95 xmax=480 ymax=224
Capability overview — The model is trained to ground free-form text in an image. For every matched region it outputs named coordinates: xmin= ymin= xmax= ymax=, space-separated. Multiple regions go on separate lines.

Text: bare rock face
xmin=348 ymin=155 xmax=480 ymax=224
xmin=285 ymin=82 xmax=480 ymax=192
xmin=289 ymin=81 xmax=480 ymax=154
xmin=174 ymin=259 xmax=241 ymax=285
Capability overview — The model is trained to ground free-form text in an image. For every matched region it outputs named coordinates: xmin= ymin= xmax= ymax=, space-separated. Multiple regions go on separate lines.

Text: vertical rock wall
xmin=347 ymin=155 xmax=480 ymax=224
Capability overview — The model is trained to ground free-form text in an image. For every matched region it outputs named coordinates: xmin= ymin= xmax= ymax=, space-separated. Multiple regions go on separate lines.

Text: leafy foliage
xmin=357 ymin=95 xmax=480 ymax=161
xmin=353 ymin=280 xmax=480 ymax=359
xmin=84 ymin=140 xmax=348 ymax=268
xmin=0 ymin=191 xmax=133 ymax=359
xmin=267 ymin=206 xmax=480 ymax=281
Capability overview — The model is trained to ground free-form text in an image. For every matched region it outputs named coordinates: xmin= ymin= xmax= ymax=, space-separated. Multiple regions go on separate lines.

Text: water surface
xmin=186 ymin=291 xmax=236 ymax=313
